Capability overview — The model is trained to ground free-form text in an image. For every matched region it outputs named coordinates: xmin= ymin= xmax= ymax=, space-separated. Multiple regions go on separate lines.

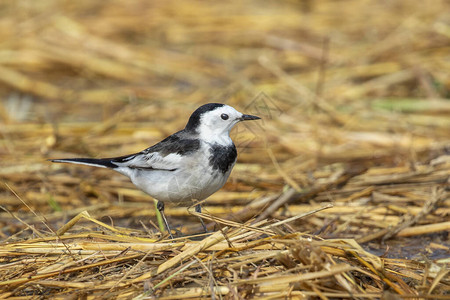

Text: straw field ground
xmin=0 ymin=0 xmax=449 ymax=299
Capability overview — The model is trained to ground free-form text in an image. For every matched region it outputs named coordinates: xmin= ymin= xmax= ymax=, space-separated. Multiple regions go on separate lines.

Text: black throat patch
xmin=208 ymin=143 xmax=237 ymax=174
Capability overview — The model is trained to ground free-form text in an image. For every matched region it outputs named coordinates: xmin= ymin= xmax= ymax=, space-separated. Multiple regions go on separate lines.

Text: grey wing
xmin=112 ymin=151 xmax=183 ymax=171
xmin=51 ymin=132 xmax=201 ymax=176
xmin=111 ymin=132 xmax=201 ymax=175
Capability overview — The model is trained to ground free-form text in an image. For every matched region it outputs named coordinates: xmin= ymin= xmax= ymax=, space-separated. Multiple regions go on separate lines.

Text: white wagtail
xmin=51 ymin=103 xmax=260 ymax=237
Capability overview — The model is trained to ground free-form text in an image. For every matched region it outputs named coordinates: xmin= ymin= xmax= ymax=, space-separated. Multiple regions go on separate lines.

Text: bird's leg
xmin=195 ymin=204 xmax=208 ymax=233
xmin=157 ymin=201 xmax=174 ymax=239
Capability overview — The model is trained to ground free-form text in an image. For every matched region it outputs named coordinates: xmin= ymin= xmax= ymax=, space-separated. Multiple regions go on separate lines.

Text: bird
xmin=51 ymin=103 xmax=260 ymax=238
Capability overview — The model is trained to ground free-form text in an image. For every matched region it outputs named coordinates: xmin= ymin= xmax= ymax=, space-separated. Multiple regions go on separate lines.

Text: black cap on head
xmin=185 ymin=103 xmax=224 ymax=132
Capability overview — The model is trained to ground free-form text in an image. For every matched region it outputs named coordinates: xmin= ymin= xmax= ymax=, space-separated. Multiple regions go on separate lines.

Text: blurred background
xmin=0 ymin=0 xmax=449 ymax=256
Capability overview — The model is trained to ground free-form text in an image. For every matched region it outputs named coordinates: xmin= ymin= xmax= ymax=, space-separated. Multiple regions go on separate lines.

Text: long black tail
xmin=50 ymin=158 xmax=118 ymax=169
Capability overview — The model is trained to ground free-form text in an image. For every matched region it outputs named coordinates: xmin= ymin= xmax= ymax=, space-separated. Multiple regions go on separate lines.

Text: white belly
xmin=113 ymin=140 xmax=236 ymax=205
xmin=127 ymin=160 xmax=233 ymax=205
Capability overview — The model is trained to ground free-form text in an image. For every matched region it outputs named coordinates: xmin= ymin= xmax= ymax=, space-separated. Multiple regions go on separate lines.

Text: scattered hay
xmin=1 ymin=207 xmax=448 ymax=298
xmin=0 ymin=0 xmax=449 ymax=298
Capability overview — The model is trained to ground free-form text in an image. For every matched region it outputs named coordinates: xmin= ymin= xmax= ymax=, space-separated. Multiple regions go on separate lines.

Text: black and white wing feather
xmin=51 ymin=131 xmax=201 ymax=172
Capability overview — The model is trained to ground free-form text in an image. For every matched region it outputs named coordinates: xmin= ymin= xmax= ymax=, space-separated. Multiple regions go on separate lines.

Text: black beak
xmin=240 ymin=114 xmax=261 ymax=121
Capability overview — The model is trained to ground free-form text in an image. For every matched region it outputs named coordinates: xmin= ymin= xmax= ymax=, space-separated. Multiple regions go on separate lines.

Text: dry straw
xmin=0 ymin=0 xmax=449 ymax=298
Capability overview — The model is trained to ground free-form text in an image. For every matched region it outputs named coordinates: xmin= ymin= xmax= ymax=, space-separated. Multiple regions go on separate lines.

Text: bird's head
xmin=185 ymin=103 xmax=260 ymax=144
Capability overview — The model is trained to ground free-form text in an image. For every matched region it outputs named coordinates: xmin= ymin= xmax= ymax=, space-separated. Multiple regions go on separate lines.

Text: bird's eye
xmin=221 ymin=113 xmax=229 ymax=120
